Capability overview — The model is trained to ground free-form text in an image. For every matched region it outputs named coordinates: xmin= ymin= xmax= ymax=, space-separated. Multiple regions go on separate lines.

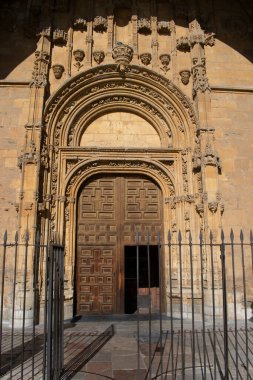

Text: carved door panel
xmin=77 ymin=177 xmax=118 ymax=314
xmin=77 ymin=246 xmax=115 ymax=314
xmin=76 ymin=175 xmax=162 ymax=314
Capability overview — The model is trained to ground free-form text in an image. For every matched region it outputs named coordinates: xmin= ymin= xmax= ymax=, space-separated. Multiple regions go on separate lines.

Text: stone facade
xmin=0 ymin=0 xmax=253 ymax=318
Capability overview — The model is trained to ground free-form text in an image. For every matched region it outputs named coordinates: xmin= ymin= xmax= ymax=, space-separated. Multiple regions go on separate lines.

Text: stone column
xmin=16 ymin=32 xmax=51 ymax=326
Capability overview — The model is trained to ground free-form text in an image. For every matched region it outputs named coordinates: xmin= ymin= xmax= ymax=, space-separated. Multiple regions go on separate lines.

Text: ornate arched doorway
xmin=42 ymin=64 xmax=202 ymax=316
xmin=76 ymin=173 xmax=163 ymax=314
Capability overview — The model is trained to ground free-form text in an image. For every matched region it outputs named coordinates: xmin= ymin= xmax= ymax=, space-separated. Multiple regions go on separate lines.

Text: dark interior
xmin=124 ymin=245 xmax=159 ymax=314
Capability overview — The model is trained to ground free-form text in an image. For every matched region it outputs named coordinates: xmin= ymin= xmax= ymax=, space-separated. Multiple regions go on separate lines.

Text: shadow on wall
xmin=0 ymin=0 xmax=253 ymax=80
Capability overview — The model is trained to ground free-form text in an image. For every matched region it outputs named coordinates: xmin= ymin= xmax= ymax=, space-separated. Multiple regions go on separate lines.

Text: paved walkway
xmin=64 ymin=315 xmax=253 ymax=380
xmin=1 ymin=315 xmax=253 ymax=379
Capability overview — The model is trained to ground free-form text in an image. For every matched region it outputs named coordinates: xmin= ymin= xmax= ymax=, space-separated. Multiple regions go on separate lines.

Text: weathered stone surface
xmin=0 ymin=0 xmax=252 ymax=319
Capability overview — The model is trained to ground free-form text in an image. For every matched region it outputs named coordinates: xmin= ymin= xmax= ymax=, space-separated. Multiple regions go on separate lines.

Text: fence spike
xmin=209 ymin=230 xmax=213 ymax=242
xmin=250 ymin=230 xmax=253 ymax=243
xmin=178 ymin=230 xmax=182 ymax=242
xmin=189 ymin=231 xmax=192 ymax=243
xmin=240 ymin=229 xmax=244 ymax=242
xmin=230 ymin=228 xmax=234 ymax=242
xmin=221 ymin=229 xmax=225 ymax=242
xmin=168 ymin=230 xmax=171 ymax=242
xmin=14 ymin=231 xmax=18 ymax=243
xmin=3 ymin=230 xmax=7 ymax=243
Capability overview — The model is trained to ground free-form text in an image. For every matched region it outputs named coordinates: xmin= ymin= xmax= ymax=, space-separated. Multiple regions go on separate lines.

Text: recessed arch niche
xmin=79 ymin=111 xmax=161 ymax=148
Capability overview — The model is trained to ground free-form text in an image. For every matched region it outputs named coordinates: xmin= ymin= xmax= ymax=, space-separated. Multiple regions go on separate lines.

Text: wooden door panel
xmin=77 ymin=246 xmax=114 ymax=314
xmin=77 ymin=175 xmax=163 ymax=314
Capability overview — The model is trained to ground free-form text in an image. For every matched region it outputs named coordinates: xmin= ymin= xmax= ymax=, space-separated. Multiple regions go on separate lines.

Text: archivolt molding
xmin=63 ymin=158 xmax=175 ymax=200
xmin=44 ymin=64 xmax=198 ymax=149
xmin=66 ymin=97 xmax=173 ymax=148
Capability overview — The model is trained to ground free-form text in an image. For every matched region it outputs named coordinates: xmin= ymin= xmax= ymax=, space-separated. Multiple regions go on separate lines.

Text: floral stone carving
xmin=159 ymin=54 xmax=170 ymax=73
xmin=140 ymin=53 xmax=151 ymax=66
xmin=137 ymin=18 xmax=151 ymax=34
xmin=93 ymin=16 xmax=107 ymax=32
xmin=73 ymin=49 xmax=85 ymax=71
xmin=93 ymin=51 xmax=105 ymax=64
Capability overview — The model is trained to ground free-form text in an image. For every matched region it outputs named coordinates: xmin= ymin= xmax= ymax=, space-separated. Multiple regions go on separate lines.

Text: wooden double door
xmin=76 ymin=174 xmax=163 ymax=314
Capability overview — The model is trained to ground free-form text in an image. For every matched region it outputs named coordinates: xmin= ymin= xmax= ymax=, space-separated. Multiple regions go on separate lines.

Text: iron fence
xmin=0 ymin=228 xmax=253 ymax=379
xmin=0 ymin=231 xmax=64 ymax=380
xmin=135 ymin=229 xmax=253 ymax=379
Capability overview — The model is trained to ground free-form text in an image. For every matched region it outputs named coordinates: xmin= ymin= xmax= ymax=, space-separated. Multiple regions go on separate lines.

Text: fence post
xmin=220 ymin=230 xmax=229 ymax=380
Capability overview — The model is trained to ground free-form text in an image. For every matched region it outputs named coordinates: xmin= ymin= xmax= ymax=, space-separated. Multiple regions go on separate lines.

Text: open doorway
xmin=124 ymin=245 xmax=160 ymax=314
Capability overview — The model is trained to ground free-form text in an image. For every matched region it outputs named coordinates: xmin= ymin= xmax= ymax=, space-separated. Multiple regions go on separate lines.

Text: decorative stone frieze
xmin=192 ymin=138 xmax=221 ymax=171
xmin=93 ymin=16 xmax=108 ymax=32
xmin=93 ymin=51 xmax=105 ymax=64
xmin=17 ymin=141 xmax=38 ymax=169
xmin=112 ymin=43 xmax=133 ymax=72
xmin=140 ymin=53 xmax=151 ymax=66
xmin=205 ymin=32 xmax=216 ymax=46
xmin=73 ymin=17 xmax=87 ymax=30
xmin=196 ymin=203 xmax=204 ymax=217
xmin=189 ymin=20 xmax=205 ymax=46
xmin=179 ymin=70 xmax=191 ymax=85
xmin=192 ymin=57 xmax=210 ymax=97
xmin=65 ymin=159 xmax=175 ymax=199
xmin=44 ymin=65 xmax=198 ymax=134
xmin=40 ymin=146 xmax=49 ymax=169
xmin=53 ymin=29 xmax=68 ymax=44
xmin=165 ymin=195 xmax=196 ymax=206
xmin=176 ymin=36 xmax=190 ymax=51
xmin=30 ymin=50 xmax=49 ymax=88
xmin=159 ymin=54 xmax=170 ymax=73
xmin=36 ymin=27 xmax=51 ymax=38
xmin=208 ymin=201 xmax=218 ymax=213
xmin=203 ymin=141 xmax=222 ymax=171
xmin=137 ymin=18 xmax=151 ymax=34
xmin=52 ymin=64 xmax=65 ymax=79
xmin=73 ymin=49 xmax=85 ymax=71
xmin=157 ymin=21 xmax=170 ymax=35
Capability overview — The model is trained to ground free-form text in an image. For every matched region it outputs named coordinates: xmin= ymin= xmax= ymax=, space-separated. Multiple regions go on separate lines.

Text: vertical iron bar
xmin=10 ymin=231 xmax=18 ymax=380
xmin=189 ymin=232 xmax=195 ymax=379
xmin=158 ymin=231 xmax=163 ymax=380
xmin=21 ymin=229 xmax=29 ymax=380
xmin=53 ymin=243 xmax=59 ymax=378
xmin=32 ymin=231 xmax=40 ymax=379
xmin=136 ymin=228 xmax=140 ymax=380
xmin=210 ymin=231 xmax=217 ymax=380
xmin=59 ymin=244 xmax=64 ymax=373
xmin=199 ymin=229 xmax=206 ymax=379
xmin=168 ymin=230 xmax=174 ymax=379
xmin=0 ymin=231 xmax=7 ymax=374
xmin=230 ymin=229 xmax=238 ymax=380
xmin=240 ymin=230 xmax=249 ymax=379
xmin=43 ymin=243 xmax=49 ymax=380
xmin=220 ymin=230 xmax=229 ymax=380
xmin=47 ymin=243 xmax=54 ymax=380
xmin=147 ymin=229 xmax=152 ymax=380
xmin=178 ymin=230 xmax=184 ymax=379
